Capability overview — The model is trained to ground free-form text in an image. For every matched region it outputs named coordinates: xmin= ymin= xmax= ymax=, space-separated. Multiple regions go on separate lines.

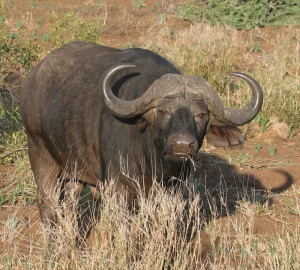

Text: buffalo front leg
xmin=62 ymin=180 xmax=102 ymax=246
xmin=27 ymin=135 xmax=61 ymax=232
xmin=62 ymin=180 xmax=83 ymax=235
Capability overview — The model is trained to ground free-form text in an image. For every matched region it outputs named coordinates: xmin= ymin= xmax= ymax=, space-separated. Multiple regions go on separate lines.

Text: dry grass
xmin=1 ymin=170 xmax=300 ymax=269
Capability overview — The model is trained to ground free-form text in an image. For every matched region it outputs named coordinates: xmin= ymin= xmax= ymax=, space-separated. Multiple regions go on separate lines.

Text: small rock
xmin=271 ymin=122 xmax=290 ymax=140
xmin=261 ymin=120 xmax=290 ymax=141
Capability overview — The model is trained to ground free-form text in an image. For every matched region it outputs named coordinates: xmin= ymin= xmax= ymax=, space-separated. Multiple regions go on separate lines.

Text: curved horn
xmin=102 ymin=66 xmax=263 ymax=123
xmin=101 ymin=64 xmax=180 ymax=118
xmin=198 ymin=72 xmax=263 ymax=126
xmin=222 ymin=72 xmax=263 ymax=125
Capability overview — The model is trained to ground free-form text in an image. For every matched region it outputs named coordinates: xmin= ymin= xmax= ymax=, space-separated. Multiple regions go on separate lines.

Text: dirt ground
xmin=0 ymin=0 xmax=299 ymax=260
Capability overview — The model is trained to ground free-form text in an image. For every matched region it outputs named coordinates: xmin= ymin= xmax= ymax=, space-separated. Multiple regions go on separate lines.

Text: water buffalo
xmin=20 ymin=41 xmax=263 ymax=231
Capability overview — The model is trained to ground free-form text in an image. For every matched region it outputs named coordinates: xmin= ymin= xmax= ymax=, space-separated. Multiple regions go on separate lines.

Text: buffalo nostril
xmin=189 ymin=141 xmax=196 ymax=148
xmin=169 ymin=133 xmax=198 ymax=155
xmin=172 ymin=139 xmax=178 ymax=146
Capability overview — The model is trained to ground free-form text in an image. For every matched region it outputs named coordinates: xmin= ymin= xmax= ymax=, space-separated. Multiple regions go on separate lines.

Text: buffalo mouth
xmin=163 ymin=150 xmax=196 ymax=164
xmin=174 ymin=152 xmax=189 ymax=156
xmin=173 ymin=152 xmax=193 ymax=158
xmin=162 ymin=151 xmax=196 ymax=179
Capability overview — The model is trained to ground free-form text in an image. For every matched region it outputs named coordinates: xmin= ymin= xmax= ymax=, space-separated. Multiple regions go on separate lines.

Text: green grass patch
xmin=177 ymin=0 xmax=300 ymax=29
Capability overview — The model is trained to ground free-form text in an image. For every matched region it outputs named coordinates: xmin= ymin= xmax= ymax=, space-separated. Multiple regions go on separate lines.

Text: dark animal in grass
xmin=20 ymin=41 xmax=263 ymax=235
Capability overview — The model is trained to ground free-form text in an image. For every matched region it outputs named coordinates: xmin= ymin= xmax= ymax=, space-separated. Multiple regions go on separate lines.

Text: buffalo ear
xmin=206 ymin=118 xmax=244 ymax=147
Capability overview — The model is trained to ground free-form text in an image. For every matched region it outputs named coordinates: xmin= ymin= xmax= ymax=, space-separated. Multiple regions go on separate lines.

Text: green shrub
xmin=177 ymin=0 xmax=300 ymax=29
xmin=0 ymin=31 xmax=40 ymax=80
xmin=0 ymin=28 xmax=38 ymax=163
xmin=49 ymin=12 xmax=101 ymax=47
xmin=0 ymin=10 xmax=40 ymax=163
xmin=177 ymin=2 xmax=204 ymax=24
xmin=0 ymin=97 xmax=27 ymax=164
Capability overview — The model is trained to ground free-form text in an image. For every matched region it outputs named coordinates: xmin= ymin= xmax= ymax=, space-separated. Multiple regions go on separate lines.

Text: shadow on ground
xmin=193 ymin=152 xmax=293 ymax=219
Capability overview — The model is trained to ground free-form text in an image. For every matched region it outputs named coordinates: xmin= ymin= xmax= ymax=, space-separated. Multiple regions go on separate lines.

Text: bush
xmin=0 ymin=95 xmax=26 ymax=164
xmin=0 ymin=33 xmax=40 ymax=74
xmin=0 ymin=29 xmax=37 ymax=163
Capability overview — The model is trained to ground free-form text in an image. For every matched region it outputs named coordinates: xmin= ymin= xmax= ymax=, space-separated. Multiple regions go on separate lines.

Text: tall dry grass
xmin=1 ymin=172 xmax=300 ymax=269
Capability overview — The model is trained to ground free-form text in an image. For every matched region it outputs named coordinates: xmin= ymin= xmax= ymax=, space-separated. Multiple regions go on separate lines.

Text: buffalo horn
xmin=101 ymin=64 xmax=180 ymax=118
xmin=206 ymin=72 xmax=263 ymax=126
xmin=102 ymin=65 xmax=263 ymax=124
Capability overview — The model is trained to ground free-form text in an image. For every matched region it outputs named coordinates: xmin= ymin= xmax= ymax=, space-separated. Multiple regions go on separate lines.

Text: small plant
xmin=41 ymin=33 xmax=50 ymax=42
xmin=130 ymin=0 xmax=144 ymax=11
xmin=0 ymin=156 xmax=36 ymax=206
xmin=93 ymin=0 xmax=103 ymax=8
xmin=254 ymin=143 xmax=263 ymax=154
xmin=9 ymin=183 xmax=23 ymax=204
xmin=159 ymin=13 xmax=167 ymax=24
xmin=5 ymin=180 xmax=35 ymax=206
xmin=37 ymin=15 xmax=44 ymax=29
xmin=0 ymin=13 xmax=6 ymax=27
xmin=0 ymin=93 xmax=27 ymax=164
xmin=0 ymin=191 xmax=9 ymax=206
xmin=123 ymin=42 xmax=134 ymax=49
xmin=167 ymin=27 xmax=174 ymax=36
xmin=5 ymin=216 xmax=20 ymax=230
xmin=15 ymin=20 xmax=22 ymax=30
xmin=227 ymin=153 xmax=253 ymax=166
xmin=268 ymin=146 xmax=277 ymax=156
xmin=251 ymin=42 xmax=261 ymax=53
xmin=289 ymin=125 xmax=297 ymax=140
xmin=253 ymin=114 xmax=272 ymax=134
xmin=30 ymin=0 xmax=37 ymax=10
xmin=176 ymin=3 xmax=202 ymax=24
xmin=2 ymin=255 xmax=15 ymax=269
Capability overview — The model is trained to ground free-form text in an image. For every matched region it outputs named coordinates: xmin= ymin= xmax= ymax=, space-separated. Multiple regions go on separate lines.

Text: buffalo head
xmin=102 ymin=65 xmax=263 ymax=176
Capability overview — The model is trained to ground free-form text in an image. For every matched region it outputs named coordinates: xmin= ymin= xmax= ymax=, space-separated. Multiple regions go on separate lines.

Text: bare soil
xmin=1 ymin=0 xmax=299 ymax=261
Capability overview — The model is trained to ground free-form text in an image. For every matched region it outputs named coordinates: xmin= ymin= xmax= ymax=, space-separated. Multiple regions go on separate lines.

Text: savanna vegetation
xmin=0 ymin=0 xmax=299 ymax=269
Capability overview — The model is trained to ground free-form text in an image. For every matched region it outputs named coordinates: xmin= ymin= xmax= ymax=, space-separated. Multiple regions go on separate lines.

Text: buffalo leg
xmin=77 ymin=185 xmax=101 ymax=244
xmin=62 ymin=180 xmax=83 ymax=239
xmin=27 ymin=135 xmax=61 ymax=231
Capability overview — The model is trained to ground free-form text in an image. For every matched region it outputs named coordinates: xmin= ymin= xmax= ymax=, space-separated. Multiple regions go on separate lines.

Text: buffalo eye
xmin=158 ymin=109 xmax=170 ymax=116
xmin=195 ymin=112 xmax=208 ymax=119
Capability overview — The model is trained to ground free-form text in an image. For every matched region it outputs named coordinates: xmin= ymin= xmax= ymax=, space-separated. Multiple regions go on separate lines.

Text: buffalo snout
xmin=168 ymin=132 xmax=199 ymax=156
